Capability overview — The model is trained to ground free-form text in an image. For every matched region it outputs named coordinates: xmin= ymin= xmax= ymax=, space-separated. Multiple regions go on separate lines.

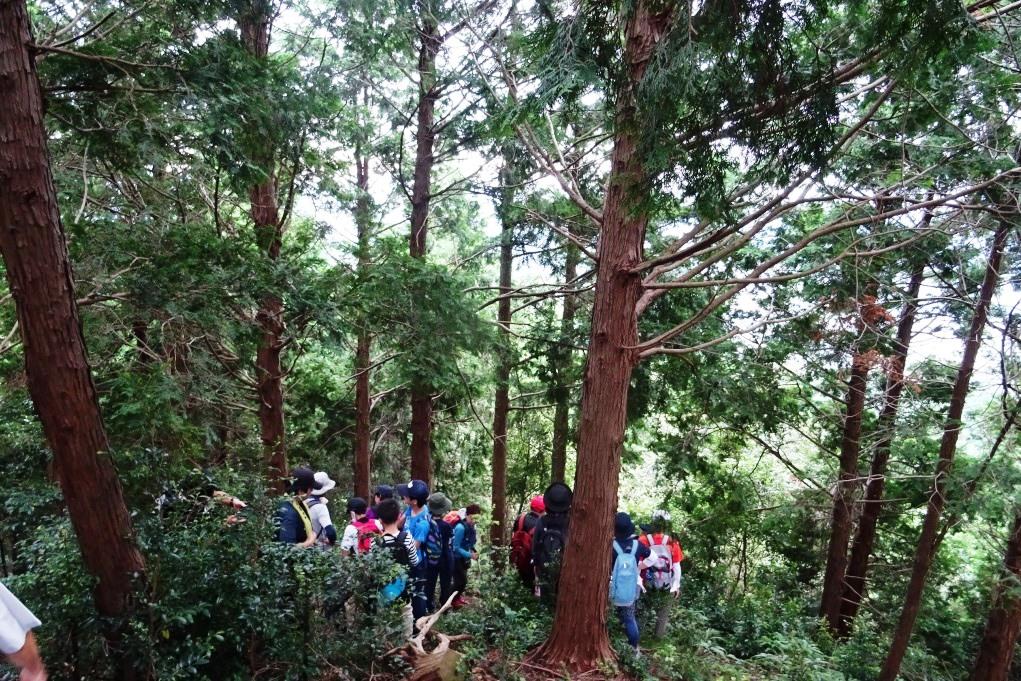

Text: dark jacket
xmin=276 ymin=498 xmax=312 ymax=544
xmin=532 ymin=512 xmax=570 ymax=572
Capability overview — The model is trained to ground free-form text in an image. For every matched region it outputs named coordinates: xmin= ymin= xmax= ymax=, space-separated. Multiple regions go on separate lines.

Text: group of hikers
xmin=507 ymin=482 xmax=686 ymax=654
xmin=275 ymin=470 xmax=686 ymax=652
xmin=275 ymin=467 xmax=482 ymax=635
xmin=0 ymin=472 xmax=685 ymax=680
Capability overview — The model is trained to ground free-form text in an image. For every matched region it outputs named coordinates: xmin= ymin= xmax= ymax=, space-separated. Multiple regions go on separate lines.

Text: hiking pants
xmin=452 ymin=558 xmax=470 ymax=598
xmin=410 ymin=563 xmax=429 ymax=621
xmin=616 ymin=604 xmax=640 ymax=647
xmin=425 ymin=558 xmax=453 ymax=611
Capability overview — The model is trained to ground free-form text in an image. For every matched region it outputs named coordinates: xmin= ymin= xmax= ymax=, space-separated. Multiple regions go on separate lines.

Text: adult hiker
xmin=425 ymin=492 xmax=455 ymax=611
xmin=0 ymin=582 xmax=46 ymax=681
xmin=611 ymin=512 xmax=652 ymax=657
xmin=340 ymin=496 xmax=381 ymax=555
xmin=366 ymin=484 xmax=395 ymax=522
xmin=397 ymin=479 xmax=432 ymax=620
xmin=305 ymin=471 xmax=338 ymax=547
xmin=510 ymin=495 xmax=545 ymax=588
xmin=639 ymin=509 xmax=685 ymax=637
xmin=532 ymin=482 xmax=572 ymax=604
xmin=450 ymin=504 xmax=481 ymax=608
xmin=275 ymin=467 xmax=321 ymax=547
xmin=374 ymin=497 xmax=419 ymax=638
xmin=156 ymin=467 xmax=247 ymax=526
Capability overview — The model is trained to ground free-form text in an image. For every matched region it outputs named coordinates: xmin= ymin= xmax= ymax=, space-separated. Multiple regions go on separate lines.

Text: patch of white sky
xmin=271 ymin=1 xmax=1016 ymax=492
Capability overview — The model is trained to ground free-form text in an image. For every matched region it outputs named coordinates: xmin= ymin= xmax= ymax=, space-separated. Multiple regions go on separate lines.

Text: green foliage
xmin=7 ymin=472 xmax=413 ymax=681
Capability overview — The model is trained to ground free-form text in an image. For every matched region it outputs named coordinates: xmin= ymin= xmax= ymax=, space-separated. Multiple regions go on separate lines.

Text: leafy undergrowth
xmin=435 ymin=557 xmax=911 ymax=681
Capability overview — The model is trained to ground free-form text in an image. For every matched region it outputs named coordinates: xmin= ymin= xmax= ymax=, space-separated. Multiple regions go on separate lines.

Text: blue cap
xmin=397 ymin=479 xmax=430 ymax=502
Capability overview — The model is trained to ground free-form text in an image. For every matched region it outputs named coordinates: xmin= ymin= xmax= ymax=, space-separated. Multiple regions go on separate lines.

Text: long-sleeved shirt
xmin=0 ymin=583 xmax=41 ymax=656
xmin=379 ymin=530 xmax=420 ymax=567
xmin=452 ymin=521 xmax=476 ymax=560
xmin=639 ymin=533 xmax=684 ymax=591
xmin=305 ymin=497 xmax=336 ymax=545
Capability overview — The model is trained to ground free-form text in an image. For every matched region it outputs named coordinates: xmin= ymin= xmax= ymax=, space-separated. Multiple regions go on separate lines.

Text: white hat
xmin=311 ymin=472 xmax=336 ymax=496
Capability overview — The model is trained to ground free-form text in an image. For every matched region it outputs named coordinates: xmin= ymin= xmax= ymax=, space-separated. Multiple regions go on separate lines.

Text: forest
xmin=0 ymin=0 xmax=1020 ymax=678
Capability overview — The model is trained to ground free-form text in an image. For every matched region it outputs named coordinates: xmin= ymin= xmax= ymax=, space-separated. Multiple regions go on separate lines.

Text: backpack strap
xmin=627 ymin=541 xmax=638 ymax=556
xmin=613 ymin=540 xmax=623 ymax=556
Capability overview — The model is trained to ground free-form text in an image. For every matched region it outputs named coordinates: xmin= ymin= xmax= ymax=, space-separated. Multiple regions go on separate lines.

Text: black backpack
xmin=538 ymin=513 xmax=569 ymax=567
xmin=376 ymin=530 xmax=411 ymax=567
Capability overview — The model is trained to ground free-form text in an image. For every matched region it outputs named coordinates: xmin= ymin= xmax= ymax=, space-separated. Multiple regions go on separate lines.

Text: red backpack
xmin=510 ymin=513 xmax=538 ymax=573
xmin=353 ymin=518 xmax=381 ymax=554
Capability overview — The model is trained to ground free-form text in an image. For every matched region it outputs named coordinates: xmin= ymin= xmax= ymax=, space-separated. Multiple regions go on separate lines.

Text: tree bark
xmin=819 ymin=342 xmax=871 ymax=632
xmin=408 ymin=3 xmax=441 ymax=485
xmin=970 ymin=507 xmax=1021 ymax=681
xmin=838 ymin=262 xmax=925 ymax=635
xmin=0 ymin=0 xmax=145 ymax=617
xmin=878 ymin=218 xmax=1010 ymax=681
xmin=240 ymin=4 xmax=287 ymax=491
xmin=490 ymin=159 xmax=514 ymax=549
xmin=535 ymin=2 xmax=671 ymax=670
xmin=551 ymin=238 xmax=579 ymax=484
xmin=353 ymin=134 xmax=372 ymax=500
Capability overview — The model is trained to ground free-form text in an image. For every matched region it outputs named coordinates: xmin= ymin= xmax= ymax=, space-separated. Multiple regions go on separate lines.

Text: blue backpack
xmin=609 ymin=540 xmax=639 ymax=607
xmin=425 ymin=517 xmax=443 ymax=567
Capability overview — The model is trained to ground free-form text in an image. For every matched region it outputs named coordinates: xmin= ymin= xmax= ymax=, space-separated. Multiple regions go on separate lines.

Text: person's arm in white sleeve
xmin=671 ymin=561 xmax=682 ymax=595
xmin=339 ymin=524 xmax=358 ymax=553
xmin=0 ymin=584 xmax=46 ymax=680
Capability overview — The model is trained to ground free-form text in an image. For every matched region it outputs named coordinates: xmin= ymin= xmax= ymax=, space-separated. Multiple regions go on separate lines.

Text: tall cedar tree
xmin=408 ymin=0 xmax=442 ymax=484
xmin=491 ymin=156 xmax=515 ymax=548
xmin=0 ymin=0 xmax=145 ymax=619
xmin=534 ymin=0 xmax=672 ymax=667
xmin=879 ymin=216 xmax=1012 ymax=680
xmin=239 ymin=1 xmax=288 ymax=490
xmin=970 ymin=507 xmax=1021 ymax=681
xmin=839 ymin=259 xmax=926 ymax=634
xmin=354 ymin=118 xmax=373 ymax=500
xmin=819 ymin=291 xmax=876 ymax=631
xmin=551 ymin=237 xmax=579 ymax=484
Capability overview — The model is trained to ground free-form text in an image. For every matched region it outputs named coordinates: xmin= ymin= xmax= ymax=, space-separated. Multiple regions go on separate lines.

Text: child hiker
xmin=610 ymin=512 xmax=651 ymax=656
xmin=374 ymin=498 xmax=419 ymax=639
xmin=639 ymin=509 xmax=685 ymax=637
xmin=450 ymin=504 xmax=481 ymax=608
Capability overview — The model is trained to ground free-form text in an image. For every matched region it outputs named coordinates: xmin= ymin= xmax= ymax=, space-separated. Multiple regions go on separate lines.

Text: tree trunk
xmin=408 ymin=4 xmax=441 ymax=485
xmin=551 ymin=238 xmax=579 ymax=484
xmin=0 ymin=0 xmax=145 ymax=618
xmin=240 ymin=5 xmax=287 ymax=491
xmin=878 ymin=218 xmax=1010 ymax=681
xmin=490 ymin=160 xmax=514 ymax=549
xmin=838 ymin=262 xmax=925 ymax=635
xmin=353 ymin=136 xmax=372 ymax=500
xmin=970 ymin=508 xmax=1021 ymax=681
xmin=819 ymin=344 xmax=871 ymax=632
xmin=535 ymin=2 xmax=671 ymax=669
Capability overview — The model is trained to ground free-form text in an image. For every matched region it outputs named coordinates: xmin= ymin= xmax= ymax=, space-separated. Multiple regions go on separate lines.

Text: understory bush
xmin=5 ymin=480 xmax=412 ymax=681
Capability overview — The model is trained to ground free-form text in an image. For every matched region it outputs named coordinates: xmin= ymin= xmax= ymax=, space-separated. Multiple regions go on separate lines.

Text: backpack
xmin=376 ymin=530 xmax=411 ymax=604
xmin=510 ymin=514 xmax=537 ymax=573
xmin=353 ymin=517 xmax=381 ymax=554
xmin=646 ymin=534 xmax=675 ymax=590
xmin=539 ymin=523 xmax=566 ymax=566
xmin=425 ymin=517 xmax=443 ymax=567
xmin=609 ymin=540 xmax=640 ymax=607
